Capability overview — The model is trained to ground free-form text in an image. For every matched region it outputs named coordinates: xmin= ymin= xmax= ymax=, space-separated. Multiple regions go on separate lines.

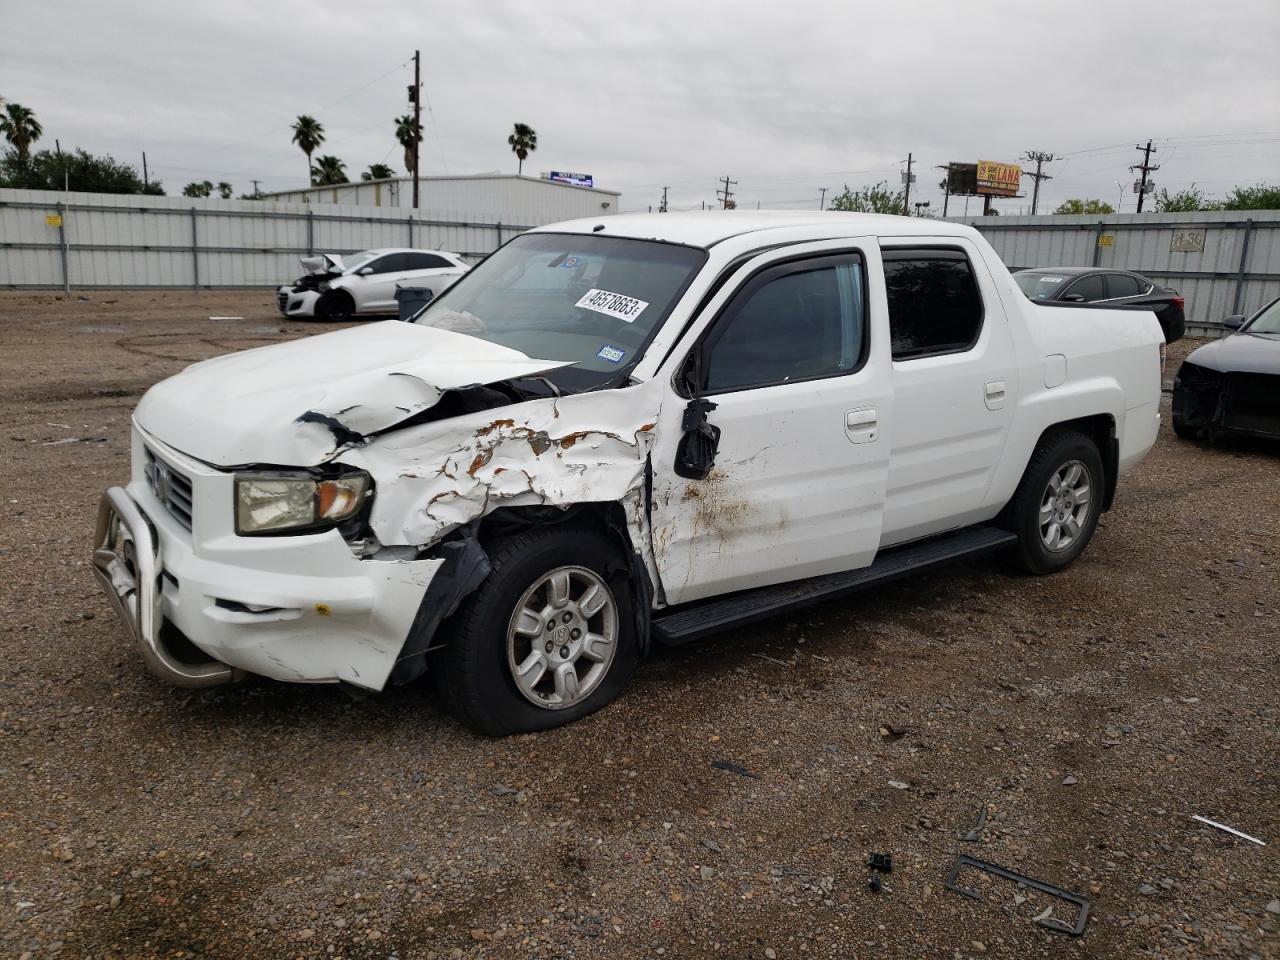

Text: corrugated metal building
xmin=262 ymin=173 xmax=622 ymax=222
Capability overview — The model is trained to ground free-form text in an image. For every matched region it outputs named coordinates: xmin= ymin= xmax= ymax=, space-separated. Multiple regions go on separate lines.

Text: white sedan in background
xmin=276 ymin=248 xmax=470 ymax=320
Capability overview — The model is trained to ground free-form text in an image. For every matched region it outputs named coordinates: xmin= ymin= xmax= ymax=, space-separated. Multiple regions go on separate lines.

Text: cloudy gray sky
xmin=4 ymin=0 xmax=1278 ymax=214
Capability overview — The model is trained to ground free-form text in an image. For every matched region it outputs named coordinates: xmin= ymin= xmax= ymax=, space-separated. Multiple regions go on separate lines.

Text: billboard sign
xmin=976 ymin=160 xmax=1021 ymax=197
xmin=946 ymin=162 xmax=979 ymax=196
xmin=548 ymin=171 xmax=594 ymax=188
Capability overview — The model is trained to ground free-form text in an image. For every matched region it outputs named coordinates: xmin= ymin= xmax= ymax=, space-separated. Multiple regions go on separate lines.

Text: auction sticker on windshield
xmin=575 ymin=288 xmax=649 ymax=323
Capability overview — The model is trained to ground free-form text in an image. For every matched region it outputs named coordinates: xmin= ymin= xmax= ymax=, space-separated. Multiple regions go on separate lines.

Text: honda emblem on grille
xmin=145 ymin=460 xmax=171 ymax=503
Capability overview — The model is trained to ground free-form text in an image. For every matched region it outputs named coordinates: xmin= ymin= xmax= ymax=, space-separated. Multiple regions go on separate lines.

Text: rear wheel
xmin=315 ymin=290 xmax=355 ymax=321
xmin=1006 ymin=429 xmax=1104 ymax=575
xmin=433 ymin=526 xmax=638 ymax=736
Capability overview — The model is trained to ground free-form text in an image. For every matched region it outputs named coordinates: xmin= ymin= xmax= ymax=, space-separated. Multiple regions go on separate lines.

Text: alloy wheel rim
xmin=506 ymin=565 xmax=618 ymax=710
xmin=1039 ymin=459 xmax=1092 ymax=553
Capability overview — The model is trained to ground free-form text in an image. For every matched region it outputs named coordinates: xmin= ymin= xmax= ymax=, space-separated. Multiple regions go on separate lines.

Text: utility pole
xmin=936 ymin=164 xmax=953 ymax=217
xmin=142 ymin=152 xmax=149 ymax=190
xmin=251 ymin=179 xmax=262 ymax=198
xmin=659 ymin=186 xmax=668 ymax=213
xmin=1131 ymin=140 xmax=1158 ymax=212
xmin=1021 ymin=150 xmax=1056 ymax=215
xmin=901 ymin=153 xmax=914 ymax=216
xmin=411 ymin=49 xmax=422 ymax=210
xmin=818 ymin=186 xmax=827 ymax=210
xmin=717 ymin=176 xmax=737 ymax=209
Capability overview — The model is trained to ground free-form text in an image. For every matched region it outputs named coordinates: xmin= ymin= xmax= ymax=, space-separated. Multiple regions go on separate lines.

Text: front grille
xmin=276 ymin=290 xmax=289 ymax=313
xmin=143 ymin=447 xmax=194 ymax=531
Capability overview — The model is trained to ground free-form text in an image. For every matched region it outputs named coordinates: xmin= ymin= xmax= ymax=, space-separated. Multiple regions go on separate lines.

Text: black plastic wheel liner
xmin=389 ymin=532 xmax=492 ymax=686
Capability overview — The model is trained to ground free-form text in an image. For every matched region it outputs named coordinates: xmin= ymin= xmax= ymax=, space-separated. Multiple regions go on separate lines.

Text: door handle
xmin=845 ymin=407 xmax=878 ymax=444
xmin=984 ymin=379 xmax=1006 ymax=411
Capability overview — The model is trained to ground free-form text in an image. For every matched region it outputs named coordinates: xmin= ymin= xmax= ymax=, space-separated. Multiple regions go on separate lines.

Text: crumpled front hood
xmin=1185 ymin=331 xmax=1280 ymax=376
xmin=135 ymin=321 xmax=567 ymax=466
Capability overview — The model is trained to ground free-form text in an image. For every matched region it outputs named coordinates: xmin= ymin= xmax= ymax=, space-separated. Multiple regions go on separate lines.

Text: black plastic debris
xmin=944 ymin=854 xmax=1092 ymax=936
xmin=867 ymin=852 xmax=892 ymax=893
xmin=710 ymin=760 xmax=760 ymax=779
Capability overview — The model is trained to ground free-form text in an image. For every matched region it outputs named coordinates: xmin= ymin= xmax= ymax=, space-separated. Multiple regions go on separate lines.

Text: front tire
xmin=433 ymin=526 xmax=639 ymax=736
xmin=315 ymin=290 xmax=355 ymax=321
xmin=1006 ymin=429 xmax=1104 ymax=575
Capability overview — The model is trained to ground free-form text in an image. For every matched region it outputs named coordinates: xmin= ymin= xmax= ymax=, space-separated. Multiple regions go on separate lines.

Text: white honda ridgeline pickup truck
xmin=93 ymin=213 xmax=1163 ymax=734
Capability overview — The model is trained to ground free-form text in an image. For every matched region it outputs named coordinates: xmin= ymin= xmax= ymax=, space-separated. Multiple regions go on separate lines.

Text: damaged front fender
xmin=349 ymin=386 xmax=661 ymax=549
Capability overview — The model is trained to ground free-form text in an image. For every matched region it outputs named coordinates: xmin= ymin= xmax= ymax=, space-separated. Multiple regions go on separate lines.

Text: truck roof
xmin=530 ymin=211 xmax=983 ymax=249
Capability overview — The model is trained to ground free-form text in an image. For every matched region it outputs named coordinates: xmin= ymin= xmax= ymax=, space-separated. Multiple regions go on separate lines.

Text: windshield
xmin=413 ymin=232 xmax=706 ymax=392
xmin=1244 ymin=298 xmax=1280 ymax=334
xmin=1013 ymin=271 xmax=1072 ymax=300
xmin=340 ymin=251 xmax=380 ymax=273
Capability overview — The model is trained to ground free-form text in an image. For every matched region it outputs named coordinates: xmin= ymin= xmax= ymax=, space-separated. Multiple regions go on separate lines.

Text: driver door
xmin=356 ymin=253 xmax=410 ymax=313
xmin=648 ymin=240 xmax=893 ymax=605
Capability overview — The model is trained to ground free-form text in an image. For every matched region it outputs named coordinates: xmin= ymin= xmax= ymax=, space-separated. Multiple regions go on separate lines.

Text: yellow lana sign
xmin=976 ymin=161 xmax=1021 ymax=197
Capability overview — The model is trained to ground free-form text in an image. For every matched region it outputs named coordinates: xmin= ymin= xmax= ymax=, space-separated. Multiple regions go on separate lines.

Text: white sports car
xmin=276 ymin=248 xmax=470 ymax=320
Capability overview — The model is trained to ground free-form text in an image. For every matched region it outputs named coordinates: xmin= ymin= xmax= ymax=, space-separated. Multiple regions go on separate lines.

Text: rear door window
xmin=1063 ymin=274 xmax=1106 ymax=301
xmin=883 ymin=249 xmax=984 ymax=360
xmin=1106 ymin=273 xmax=1145 ymax=298
xmin=406 ymin=253 xmax=454 ymax=270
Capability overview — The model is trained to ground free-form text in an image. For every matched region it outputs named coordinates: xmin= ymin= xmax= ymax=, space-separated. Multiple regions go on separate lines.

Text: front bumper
xmin=91 ymin=429 xmax=445 ymax=689
xmin=276 ymin=286 xmax=321 ymax=318
xmin=1174 ymin=367 xmax=1280 ymax=440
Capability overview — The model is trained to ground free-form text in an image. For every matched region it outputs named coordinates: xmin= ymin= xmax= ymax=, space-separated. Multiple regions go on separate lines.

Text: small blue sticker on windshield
xmin=562 ymin=256 xmax=580 ymax=269
xmin=597 ymin=344 xmax=626 ymax=364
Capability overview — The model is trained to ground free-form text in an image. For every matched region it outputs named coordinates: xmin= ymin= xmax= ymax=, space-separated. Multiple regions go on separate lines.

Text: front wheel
xmin=1006 ymin=429 xmax=1104 ymax=575
xmin=433 ymin=526 xmax=639 ymax=736
xmin=315 ymin=290 xmax=355 ymax=321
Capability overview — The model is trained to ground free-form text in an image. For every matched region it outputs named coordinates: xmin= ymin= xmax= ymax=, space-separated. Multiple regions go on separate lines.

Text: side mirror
xmin=674 ymin=398 xmax=721 ymax=480
xmin=357 ymin=266 xmax=374 ymax=276
xmin=1061 ymin=293 xmax=1086 ymax=303
xmin=1221 ymin=314 xmax=1246 ymax=330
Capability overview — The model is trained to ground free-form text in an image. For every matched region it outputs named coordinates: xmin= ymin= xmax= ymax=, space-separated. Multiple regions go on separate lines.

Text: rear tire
xmin=1006 ymin=429 xmax=1104 ymax=575
xmin=1171 ymin=415 xmax=1198 ymax=440
xmin=433 ymin=526 xmax=639 ymax=736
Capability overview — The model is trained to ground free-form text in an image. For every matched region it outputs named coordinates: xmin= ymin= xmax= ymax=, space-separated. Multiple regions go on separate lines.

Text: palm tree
xmin=216 ymin=181 xmax=233 ymax=199
xmin=0 ymin=103 xmax=43 ymax=160
xmin=182 ymin=180 xmax=213 ymax=198
xmin=361 ymin=163 xmax=395 ymax=181
xmin=291 ymin=115 xmax=325 ymax=185
xmin=311 ymin=155 xmax=347 ymax=186
xmin=507 ymin=122 xmax=537 ymax=176
xmin=394 ymin=115 xmax=422 ymax=178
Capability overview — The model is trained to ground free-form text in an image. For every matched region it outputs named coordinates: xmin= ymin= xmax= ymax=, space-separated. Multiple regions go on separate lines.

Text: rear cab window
xmin=882 ymin=248 xmax=984 ymax=360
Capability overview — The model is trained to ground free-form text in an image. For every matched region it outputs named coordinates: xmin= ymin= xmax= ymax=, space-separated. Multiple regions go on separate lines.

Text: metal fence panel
xmin=958 ymin=210 xmax=1280 ymax=333
xmin=0 ymin=188 xmax=537 ymax=290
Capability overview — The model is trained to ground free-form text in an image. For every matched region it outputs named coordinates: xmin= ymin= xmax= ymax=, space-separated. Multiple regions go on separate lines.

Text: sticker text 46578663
xmin=574 ymin=288 xmax=650 ymax=323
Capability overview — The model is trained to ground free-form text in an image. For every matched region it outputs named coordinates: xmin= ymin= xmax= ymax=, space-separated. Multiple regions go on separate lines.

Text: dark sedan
xmin=1172 ymin=296 xmax=1280 ymax=442
xmin=1013 ymin=267 xmax=1186 ymax=343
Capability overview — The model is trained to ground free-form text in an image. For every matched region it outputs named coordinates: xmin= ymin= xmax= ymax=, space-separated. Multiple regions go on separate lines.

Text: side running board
xmin=651 ymin=525 xmax=1016 ymax=646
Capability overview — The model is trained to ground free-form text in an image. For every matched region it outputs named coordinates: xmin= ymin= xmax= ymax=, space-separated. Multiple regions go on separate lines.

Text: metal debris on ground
xmin=710 ymin=760 xmax=760 ymax=779
xmin=1191 ymin=815 xmax=1266 ymax=846
xmin=943 ymin=854 xmax=1092 ymax=936
xmin=959 ymin=806 xmax=988 ymax=842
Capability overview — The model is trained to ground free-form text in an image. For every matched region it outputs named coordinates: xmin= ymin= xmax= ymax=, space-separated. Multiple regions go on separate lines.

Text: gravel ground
xmin=0 ymin=290 xmax=1276 ymax=960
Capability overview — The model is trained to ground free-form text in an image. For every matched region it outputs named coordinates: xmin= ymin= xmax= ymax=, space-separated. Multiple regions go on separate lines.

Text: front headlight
xmin=234 ymin=471 xmax=371 ymax=535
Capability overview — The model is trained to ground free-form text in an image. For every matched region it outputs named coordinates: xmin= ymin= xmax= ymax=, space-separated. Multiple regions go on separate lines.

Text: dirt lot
xmin=0 ymin=290 xmax=1276 ymax=960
